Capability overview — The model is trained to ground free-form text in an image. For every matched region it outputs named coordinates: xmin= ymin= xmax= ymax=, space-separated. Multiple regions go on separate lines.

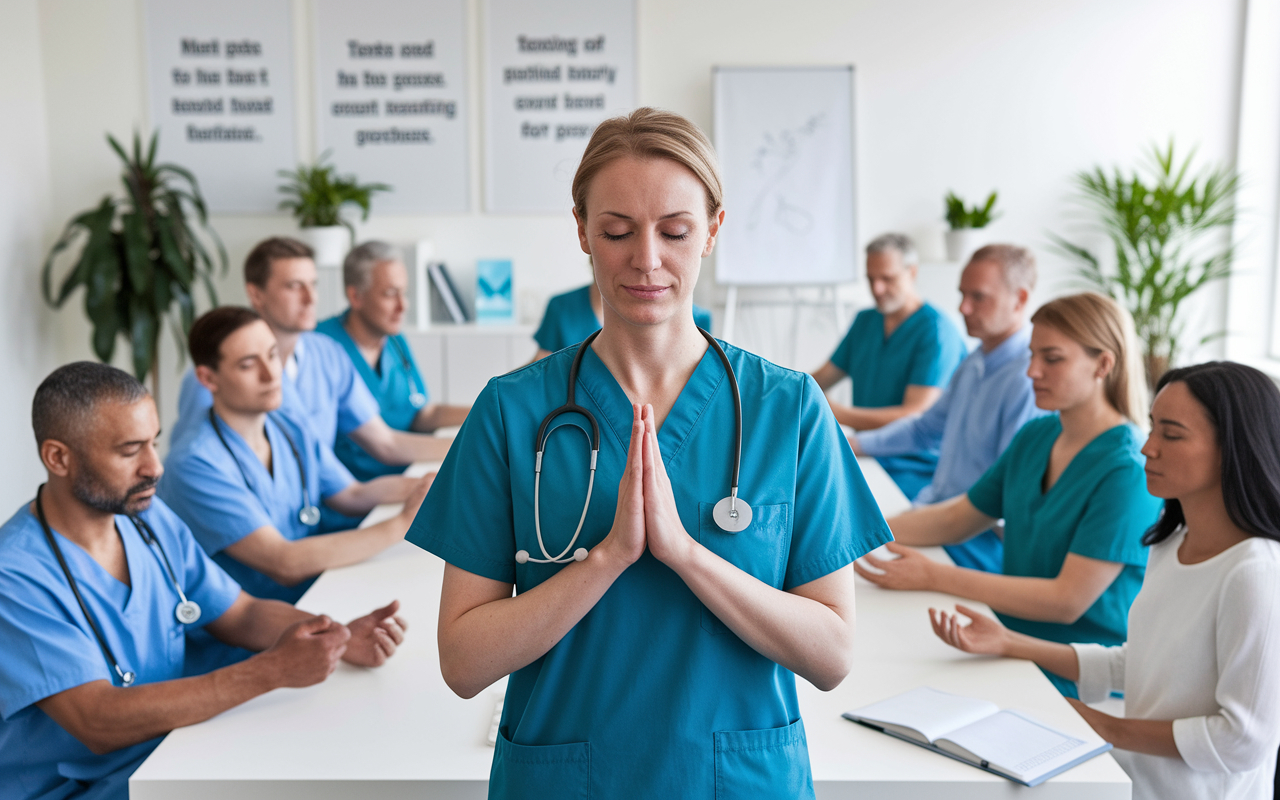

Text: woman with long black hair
xmin=930 ymin=361 xmax=1280 ymax=800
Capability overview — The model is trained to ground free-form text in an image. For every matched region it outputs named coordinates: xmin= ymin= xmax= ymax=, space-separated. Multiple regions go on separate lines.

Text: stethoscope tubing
xmin=209 ymin=409 xmax=319 ymax=526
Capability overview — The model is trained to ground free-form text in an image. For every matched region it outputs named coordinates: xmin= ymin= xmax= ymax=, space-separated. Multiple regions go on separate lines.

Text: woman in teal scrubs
xmin=408 ymin=108 xmax=891 ymax=798
xmin=532 ymin=282 xmax=713 ymax=359
xmin=856 ymin=293 xmax=1161 ymax=697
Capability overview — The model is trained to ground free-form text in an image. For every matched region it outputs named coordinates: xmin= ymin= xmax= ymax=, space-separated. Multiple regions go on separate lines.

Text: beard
xmin=71 ymin=470 xmax=158 ymax=516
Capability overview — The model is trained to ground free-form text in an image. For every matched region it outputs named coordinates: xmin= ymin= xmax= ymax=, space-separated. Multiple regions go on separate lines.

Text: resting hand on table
xmin=396 ymin=472 xmax=435 ymax=524
xmin=342 ymin=599 xmax=410 ymax=667
xmin=257 ymin=615 xmax=350 ymax=687
xmin=854 ymin=541 xmax=939 ymax=591
xmin=929 ymin=604 xmax=1009 ymax=656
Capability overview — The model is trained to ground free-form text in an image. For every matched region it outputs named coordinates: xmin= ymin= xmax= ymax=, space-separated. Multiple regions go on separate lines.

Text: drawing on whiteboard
xmin=745 ymin=114 xmax=824 ymax=235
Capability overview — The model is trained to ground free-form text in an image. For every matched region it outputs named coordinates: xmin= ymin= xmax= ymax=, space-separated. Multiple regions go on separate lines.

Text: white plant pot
xmin=944 ymin=228 xmax=985 ymax=263
xmin=298 ymin=225 xmax=350 ymax=268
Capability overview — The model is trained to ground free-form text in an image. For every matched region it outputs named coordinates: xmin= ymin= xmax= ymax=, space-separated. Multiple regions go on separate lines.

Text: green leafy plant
xmin=945 ymin=190 xmax=999 ymax=229
xmin=277 ymin=152 xmax=390 ymax=236
xmin=1050 ymin=140 xmax=1238 ymax=387
xmin=42 ymin=131 xmax=226 ymax=388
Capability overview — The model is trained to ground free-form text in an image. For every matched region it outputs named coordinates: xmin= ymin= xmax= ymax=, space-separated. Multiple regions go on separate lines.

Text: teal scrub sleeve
xmin=533 ymin=304 xmax=559 ymax=352
xmin=828 ymin=310 xmax=872 ymax=372
xmin=406 ymin=378 xmax=518 ymax=584
xmin=1067 ymin=462 xmax=1159 ymax=566
xmin=905 ymin=315 xmax=965 ymax=389
xmin=147 ymin=501 xmax=242 ymax=629
xmin=966 ymin=437 xmax=1016 ymax=519
xmin=783 ymin=376 xmax=893 ymax=589
xmin=0 ymin=570 xmax=111 ymax=718
xmin=160 ymin=452 xmax=275 ymax=556
xmin=693 ymin=305 xmax=713 ymax=332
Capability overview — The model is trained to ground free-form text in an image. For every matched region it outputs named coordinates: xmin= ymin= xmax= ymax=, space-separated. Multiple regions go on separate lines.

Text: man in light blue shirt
xmin=854 ymin=244 xmax=1046 ymax=572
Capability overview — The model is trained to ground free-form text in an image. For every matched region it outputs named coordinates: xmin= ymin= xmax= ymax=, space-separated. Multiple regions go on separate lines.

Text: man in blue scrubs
xmin=162 ymin=307 xmax=431 ymax=605
xmin=0 ymin=363 xmax=409 ymax=800
xmin=811 ymin=232 xmax=966 ymax=498
xmin=317 ymin=241 xmax=470 ymax=481
xmin=854 ymin=244 xmax=1046 ymax=572
xmin=171 ymin=238 xmax=451 ymax=481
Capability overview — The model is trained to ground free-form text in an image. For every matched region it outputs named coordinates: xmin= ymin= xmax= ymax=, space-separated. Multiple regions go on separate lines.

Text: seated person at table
xmin=172 ymin=237 xmax=450 ymax=480
xmin=316 ymin=241 xmax=470 ymax=481
xmin=531 ymin=279 xmax=713 ymax=359
xmin=0 ymin=362 xmax=408 ymax=800
xmin=930 ymin=361 xmax=1280 ymax=800
xmin=852 ymin=244 xmax=1045 ymax=573
xmin=811 ymin=233 xmax=966 ymax=499
xmin=857 ymin=293 xmax=1162 ymax=697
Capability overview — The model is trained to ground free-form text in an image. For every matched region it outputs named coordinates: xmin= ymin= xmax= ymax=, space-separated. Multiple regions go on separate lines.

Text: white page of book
xmin=939 ymin=710 xmax=1086 ymax=779
xmin=850 ymin=687 xmax=999 ymax=744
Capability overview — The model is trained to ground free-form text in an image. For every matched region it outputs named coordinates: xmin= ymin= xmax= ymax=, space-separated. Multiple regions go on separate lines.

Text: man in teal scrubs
xmin=812 ymin=233 xmax=967 ymax=498
xmin=317 ymin=241 xmax=470 ymax=481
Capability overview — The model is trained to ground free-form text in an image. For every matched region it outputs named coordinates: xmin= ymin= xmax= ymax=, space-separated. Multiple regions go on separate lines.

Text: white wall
xmin=34 ymin=0 xmax=1247 ymax=427
xmin=0 ymin=0 xmax=57 ymax=511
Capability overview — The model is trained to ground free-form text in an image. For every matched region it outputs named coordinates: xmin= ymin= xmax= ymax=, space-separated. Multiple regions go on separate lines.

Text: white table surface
xmin=132 ymin=458 xmax=1129 ymax=799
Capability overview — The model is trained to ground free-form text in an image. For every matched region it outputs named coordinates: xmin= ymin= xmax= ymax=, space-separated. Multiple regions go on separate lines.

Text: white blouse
xmin=1072 ymin=527 xmax=1280 ymax=800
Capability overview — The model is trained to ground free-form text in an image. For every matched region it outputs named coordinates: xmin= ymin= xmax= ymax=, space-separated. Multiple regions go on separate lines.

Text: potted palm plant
xmin=1051 ymin=141 xmax=1238 ymax=388
xmin=42 ymin=131 xmax=226 ymax=398
xmin=277 ymin=152 xmax=390 ymax=266
xmin=944 ymin=190 xmax=999 ymax=262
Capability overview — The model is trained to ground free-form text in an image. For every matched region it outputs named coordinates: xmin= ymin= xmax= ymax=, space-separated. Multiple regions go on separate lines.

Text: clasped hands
xmin=262 ymin=600 xmax=409 ymax=688
xmin=599 ymin=403 xmax=695 ymax=568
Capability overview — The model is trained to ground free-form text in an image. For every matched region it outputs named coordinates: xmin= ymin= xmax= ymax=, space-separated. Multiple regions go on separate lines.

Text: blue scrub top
xmin=829 ymin=303 xmax=966 ymax=497
xmin=159 ymin=409 xmax=356 ymax=604
xmin=533 ymin=284 xmax=714 ymax=353
xmin=408 ymin=340 xmax=892 ymax=798
xmin=0 ymin=498 xmax=240 ymax=800
xmin=316 ymin=312 xmax=429 ymax=481
xmin=967 ymin=416 xmax=1161 ymax=695
xmin=170 ymin=331 xmax=382 ymax=450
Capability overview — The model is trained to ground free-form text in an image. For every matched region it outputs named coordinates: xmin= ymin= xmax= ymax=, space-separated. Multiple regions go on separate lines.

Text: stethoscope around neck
xmin=209 ymin=409 xmax=322 ymax=527
xmin=35 ymin=485 xmax=200 ymax=688
xmin=517 ymin=327 xmax=752 ymax=566
xmin=389 ymin=335 xmax=428 ymax=410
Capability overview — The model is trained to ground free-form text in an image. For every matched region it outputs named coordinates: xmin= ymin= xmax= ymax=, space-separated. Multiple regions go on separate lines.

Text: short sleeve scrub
xmin=967 ymin=415 xmax=1162 ymax=697
xmin=407 ymin=340 xmax=892 ymax=798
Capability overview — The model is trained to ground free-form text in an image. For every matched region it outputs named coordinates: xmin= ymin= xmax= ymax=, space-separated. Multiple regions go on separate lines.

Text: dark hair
xmin=189 ymin=306 xmax=264 ymax=369
xmin=243 ymin=237 xmax=314 ymax=288
xmin=1143 ymin=361 xmax=1280 ymax=545
xmin=32 ymin=362 xmax=149 ymax=447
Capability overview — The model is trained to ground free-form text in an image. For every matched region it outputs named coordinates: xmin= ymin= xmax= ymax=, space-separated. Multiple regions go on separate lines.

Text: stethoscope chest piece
xmin=175 ymin=600 xmax=202 ymax=625
xmin=713 ymin=495 xmax=753 ymax=533
xmin=298 ymin=505 xmax=322 ymax=527
xmin=409 ymin=392 xmax=427 ymax=409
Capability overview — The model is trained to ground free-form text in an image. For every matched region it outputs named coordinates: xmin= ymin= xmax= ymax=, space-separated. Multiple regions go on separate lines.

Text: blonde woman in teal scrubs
xmin=857 ymin=293 xmax=1162 ymax=697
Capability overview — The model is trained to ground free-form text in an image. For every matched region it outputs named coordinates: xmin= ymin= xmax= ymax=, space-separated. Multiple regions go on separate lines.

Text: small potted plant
xmin=277 ymin=152 xmax=390 ymax=266
xmin=944 ymin=190 xmax=999 ymax=262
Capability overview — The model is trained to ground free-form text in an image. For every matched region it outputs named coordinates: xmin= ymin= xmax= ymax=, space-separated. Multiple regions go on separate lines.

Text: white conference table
xmin=132 ymin=458 xmax=1130 ymax=799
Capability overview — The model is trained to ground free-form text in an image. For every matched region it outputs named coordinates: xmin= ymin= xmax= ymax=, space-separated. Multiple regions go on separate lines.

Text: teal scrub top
xmin=317 ymin=312 xmax=429 ymax=481
xmin=407 ymin=340 xmax=891 ymax=799
xmin=533 ymin=284 xmax=714 ymax=353
xmin=967 ymin=416 xmax=1160 ymax=691
xmin=829 ymin=303 xmax=966 ymax=495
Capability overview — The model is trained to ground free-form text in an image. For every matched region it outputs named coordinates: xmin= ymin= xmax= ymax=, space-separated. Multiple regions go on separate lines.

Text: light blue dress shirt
xmin=408 ymin=341 xmax=891 ymax=798
xmin=0 ymin=499 xmax=240 ymax=800
xmin=856 ymin=326 xmax=1046 ymax=571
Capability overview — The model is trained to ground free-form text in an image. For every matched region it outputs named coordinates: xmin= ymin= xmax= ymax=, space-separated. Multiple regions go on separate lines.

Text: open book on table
xmin=843 ymin=687 xmax=1112 ymax=787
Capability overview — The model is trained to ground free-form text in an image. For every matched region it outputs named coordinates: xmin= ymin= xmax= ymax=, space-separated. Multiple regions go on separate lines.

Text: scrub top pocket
xmin=490 ymin=730 xmax=591 ymax=800
xmin=714 ymin=717 xmax=814 ymax=800
xmin=696 ymin=502 xmax=791 ymax=636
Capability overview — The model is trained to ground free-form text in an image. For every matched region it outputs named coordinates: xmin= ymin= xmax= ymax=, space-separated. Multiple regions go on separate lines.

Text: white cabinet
xmin=402 ymin=325 xmax=535 ymax=405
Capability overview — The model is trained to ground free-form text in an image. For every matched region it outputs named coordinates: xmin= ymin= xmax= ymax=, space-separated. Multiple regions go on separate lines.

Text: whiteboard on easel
xmin=713 ymin=66 xmax=857 ymax=286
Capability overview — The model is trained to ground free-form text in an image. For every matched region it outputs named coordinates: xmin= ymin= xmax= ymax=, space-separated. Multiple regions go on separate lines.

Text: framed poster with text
xmin=484 ymin=0 xmax=635 ymax=213
xmin=143 ymin=0 xmax=297 ymax=213
xmin=314 ymin=0 xmax=469 ymax=213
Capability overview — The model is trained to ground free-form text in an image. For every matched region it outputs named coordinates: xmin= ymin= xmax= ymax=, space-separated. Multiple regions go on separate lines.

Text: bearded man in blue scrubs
xmin=317 ymin=241 xmax=471 ymax=481
xmin=811 ymin=233 xmax=966 ymax=499
xmin=0 ymin=363 xmax=409 ymax=800
xmin=852 ymin=244 xmax=1047 ymax=572
xmin=171 ymin=238 xmax=451 ymax=481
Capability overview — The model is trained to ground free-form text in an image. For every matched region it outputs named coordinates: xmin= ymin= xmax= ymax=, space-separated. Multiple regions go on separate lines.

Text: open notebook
xmin=843 ymin=687 xmax=1112 ymax=787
